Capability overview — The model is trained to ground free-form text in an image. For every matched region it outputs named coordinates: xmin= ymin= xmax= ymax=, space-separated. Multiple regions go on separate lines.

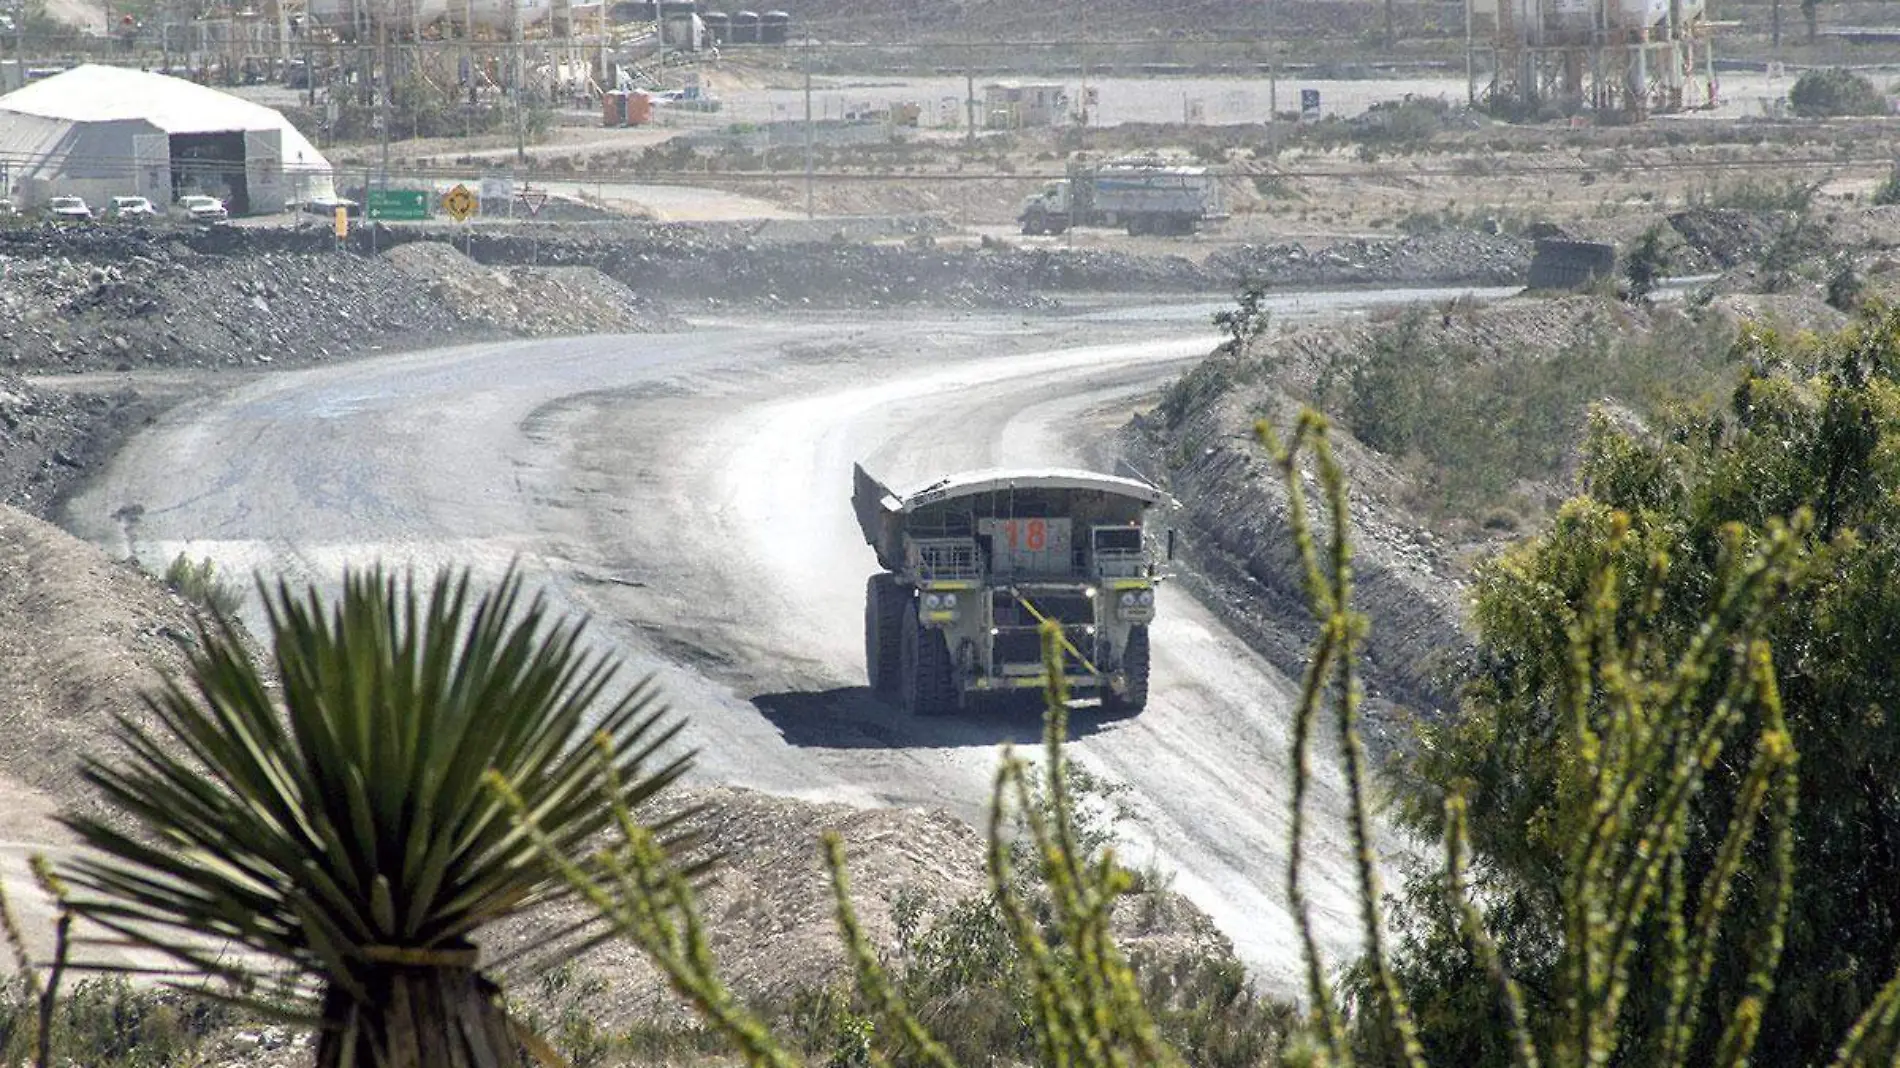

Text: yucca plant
xmin=56 ymin=566 xmax=692 ymax=1068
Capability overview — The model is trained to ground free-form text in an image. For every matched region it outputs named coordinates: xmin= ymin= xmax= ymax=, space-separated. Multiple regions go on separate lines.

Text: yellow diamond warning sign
xmin=442 ymin=183 xmax=477 ymax=222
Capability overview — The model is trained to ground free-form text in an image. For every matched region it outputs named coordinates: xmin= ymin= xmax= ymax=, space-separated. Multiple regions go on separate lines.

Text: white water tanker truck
xmin=1017 ymin=159 xmax=1225 ymax=237
xmin=854 ymin=464 xmax=1170 ymax=716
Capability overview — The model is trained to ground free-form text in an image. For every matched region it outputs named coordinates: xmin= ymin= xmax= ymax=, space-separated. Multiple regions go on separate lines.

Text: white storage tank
xmin=304 ymin=0 xmax=553 ymax=31
xmin=1618 ymin=0 xmax=1703 ymax=28
xmin=1470 ymin=0 xmax=1705 ymax=32
xmin=462 ymin=0 xmax=553 ymax=29
xmin=304 ymin=0 xmax=450 ymax=30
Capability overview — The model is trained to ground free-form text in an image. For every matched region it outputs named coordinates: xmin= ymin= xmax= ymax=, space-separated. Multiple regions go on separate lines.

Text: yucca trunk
xmin=317 ymin=960 xmax=517 ymax=1068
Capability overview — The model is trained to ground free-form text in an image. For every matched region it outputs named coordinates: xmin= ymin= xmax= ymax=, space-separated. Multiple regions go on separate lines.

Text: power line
xmin=0 ymin=146 xmax=1888 ymax=186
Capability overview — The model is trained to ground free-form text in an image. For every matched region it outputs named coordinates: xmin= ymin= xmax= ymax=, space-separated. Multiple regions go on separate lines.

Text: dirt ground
xmin=0 ymin=498 xmax=1232 ymax=1058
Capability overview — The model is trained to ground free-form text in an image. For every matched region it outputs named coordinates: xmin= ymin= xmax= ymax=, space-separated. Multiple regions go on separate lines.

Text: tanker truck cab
xmin=1018 ymin=181 xmax=1073 ymax=235
xmin=854 ymin=464 xmax=1169 ymax=716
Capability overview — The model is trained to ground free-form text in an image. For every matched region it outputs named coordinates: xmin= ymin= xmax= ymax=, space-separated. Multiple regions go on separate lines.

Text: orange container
xmin=625 ymin=91 xmax=653 ymax=125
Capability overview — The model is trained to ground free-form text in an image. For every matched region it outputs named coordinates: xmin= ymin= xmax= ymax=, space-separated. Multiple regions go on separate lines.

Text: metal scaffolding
xmin=1467 ymin=0 xmax=1718 ymax=120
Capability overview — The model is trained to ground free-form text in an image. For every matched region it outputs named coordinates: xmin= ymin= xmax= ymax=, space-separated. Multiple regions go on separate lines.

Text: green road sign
xmin=365 ymin=189 xmax=429 ymax=221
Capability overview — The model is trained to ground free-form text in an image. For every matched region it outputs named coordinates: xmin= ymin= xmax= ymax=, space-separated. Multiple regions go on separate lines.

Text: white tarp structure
xmin=0 ymin=64 xmax=334 ymax=214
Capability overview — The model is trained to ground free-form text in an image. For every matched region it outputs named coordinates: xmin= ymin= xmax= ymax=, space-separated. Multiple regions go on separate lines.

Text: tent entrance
xmin=169 ymin=130 xmax=249 ymax=215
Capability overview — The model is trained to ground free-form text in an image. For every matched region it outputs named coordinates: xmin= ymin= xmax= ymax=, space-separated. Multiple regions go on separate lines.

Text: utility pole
xmin=1266 ymin=0 xmax=1277 ymax=125
xmin=803 ymin=32 xmax=813 ymax=217
xmin=963 ymin=14 xmax=975 ymax=144
xmin=513 ymin=11 xmax=526 ymax=163
xmin=378 ymin=6 xmax=390 ymax=186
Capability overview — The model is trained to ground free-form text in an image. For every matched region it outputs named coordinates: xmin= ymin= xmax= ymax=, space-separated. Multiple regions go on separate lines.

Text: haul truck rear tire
xmin=865 ymin=573 xmax=905 ymax=695
xmin=1102 ymin=625 xmax=1150 ymax=715
xmin=899 ymin=602 xmax=958 ymax=716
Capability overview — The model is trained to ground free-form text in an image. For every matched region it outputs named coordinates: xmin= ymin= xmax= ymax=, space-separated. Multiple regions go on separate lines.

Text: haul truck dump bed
xmin=853 ymin=463 xmax=1168 ymax=716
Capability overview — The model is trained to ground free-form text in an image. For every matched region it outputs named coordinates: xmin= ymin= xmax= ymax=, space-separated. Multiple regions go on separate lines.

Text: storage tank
xmin=304 ymin=0 xmax=450 ymax=33
xmin=1549 ymin=0 xmax=1593 ymax=31
xmin=465 ymin=0 xmax=553 ymax=30
xmin=1469 ymin=0 xmax=1704 ymax=32
xmin=607 ymin=1 xmax=655 ymax=22
xmin=700 ymin=9 xmax=728 ymax=41
xmin=730 ymin=7 xmax=757 ymax=41
xmin=659 ymin=0 xmax=695 ymax=44
xmin=759 ymin=8 xmax=787 ymax=43
xmin=1619 ymin=0 xmax=1702 ymax=27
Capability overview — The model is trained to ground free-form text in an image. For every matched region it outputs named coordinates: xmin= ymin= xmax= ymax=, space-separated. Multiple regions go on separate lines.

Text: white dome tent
xmin=0 ymin=64 xmax=335 ymax=215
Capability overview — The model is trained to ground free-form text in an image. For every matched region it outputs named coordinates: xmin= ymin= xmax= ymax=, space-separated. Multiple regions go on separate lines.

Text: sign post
xmin=479 ymin=175 xmax=514 ymax=219
xmin=443 ymin=183 xmax=477 ymax=256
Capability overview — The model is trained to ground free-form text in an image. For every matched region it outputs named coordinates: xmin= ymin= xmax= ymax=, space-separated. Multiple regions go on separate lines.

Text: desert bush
xmin=1382 ymin=308 xmax=1900 ymax=1065
xmin=1685 ymin=175 xmax=1823 ymax=213
xmin=159 ymin=552 xmax=243 ymax=616
xmin=1212 ymin=282 xmax=1272 ymax=356
xmin=1338 ymin=305 xmax=1736 ymax=518
xmin=1624 ymin=223 xmax=1670 ymax=304
xmin=1788 ymin=67 xmax=1888 ymax=118
xmin=58 ymin=567 xmax=692 ymax=1068
xmin=1874 ymin=167 xmax=1900 ymax=206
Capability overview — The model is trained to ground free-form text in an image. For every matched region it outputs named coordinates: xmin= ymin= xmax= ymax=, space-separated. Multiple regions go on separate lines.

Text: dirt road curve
xmin=61 ymin=295 xmax=1479 ymax=995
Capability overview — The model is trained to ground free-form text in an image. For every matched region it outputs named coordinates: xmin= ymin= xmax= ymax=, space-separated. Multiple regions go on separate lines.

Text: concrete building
xmin=983 ymin=82 xmax=1070 ymax=129
xmin=0 ymin=64 xmax=335 ymax=214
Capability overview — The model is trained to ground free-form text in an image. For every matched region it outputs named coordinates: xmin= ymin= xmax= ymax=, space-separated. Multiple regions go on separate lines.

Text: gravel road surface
xmin=61 ymin=294 xmax=1479 ymax=995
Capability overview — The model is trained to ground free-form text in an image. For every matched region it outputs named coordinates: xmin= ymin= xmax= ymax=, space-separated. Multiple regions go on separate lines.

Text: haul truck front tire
xmin=864 ymin=573 xmax=906 ymax=695
xmin=899 ymin=602 xmax=958 ymax=716
xmin=1102 ymin=625 xmax=1150 ymax=715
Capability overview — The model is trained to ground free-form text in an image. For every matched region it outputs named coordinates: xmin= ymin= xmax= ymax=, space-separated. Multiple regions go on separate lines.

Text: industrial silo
xmin=700 ymin=9 xmax=729 ymax=42
xmin=759 ymin=9 xmax=788 ymax=43
xmin=730 ymin=8 xmax=758 ymax=42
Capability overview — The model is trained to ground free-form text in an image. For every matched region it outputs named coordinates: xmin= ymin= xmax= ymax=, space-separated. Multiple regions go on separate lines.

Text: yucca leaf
xmin=58 ymin=563 xmax=692 ymax=1023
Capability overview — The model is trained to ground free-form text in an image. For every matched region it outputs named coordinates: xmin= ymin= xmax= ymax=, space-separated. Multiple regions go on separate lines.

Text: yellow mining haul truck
xmin=853 ymin=464 xmax=1169 ymax=716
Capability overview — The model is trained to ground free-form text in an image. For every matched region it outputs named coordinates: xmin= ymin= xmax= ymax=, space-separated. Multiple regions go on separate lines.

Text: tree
xmin=1787 ymin=67 xmax=1885 ymax=118
xmin=57 ymin=567 xmax=692 ymax=1068
xmin=1623 ymin=224 xmax=1669 ymax=306
xmin=1388 ymin=308 xmax=1900 ymax=1066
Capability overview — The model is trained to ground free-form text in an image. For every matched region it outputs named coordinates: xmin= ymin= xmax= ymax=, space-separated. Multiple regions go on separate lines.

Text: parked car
xmin=46 ymin=196 xmax=93 ymax=222
xmin=108 ymin=195 xmax=159 ymax=220
xmin=176 ymin=194 xmax=229 ymax=222
xmin=300 ymin=194 xmax=360 ymax=218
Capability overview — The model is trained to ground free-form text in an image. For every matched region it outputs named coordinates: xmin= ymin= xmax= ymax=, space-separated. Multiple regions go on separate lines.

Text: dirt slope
xmin=0 ymin=503 xmax=203 ymax=836
xmin=1 ymin=503 xmax=1234 ymax=1054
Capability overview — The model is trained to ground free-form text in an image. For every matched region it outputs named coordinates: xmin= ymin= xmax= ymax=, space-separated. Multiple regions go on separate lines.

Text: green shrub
xmin=1383 ymin=308 xmax=1900 ymax=1065
xmin=1340 ymin=306 xmax=1735 ymax=519
xmin=160 ymin=552 xmax=244 ymax=616
xmin=1686 ymin=175 xmax=1823 ymax=212
xmin=1874 ymin=167 xmax=1900 ymax=206
xmin=1624 ymin=224 xmax=1670 ymax=304
xmin=1788 ymin=67 xmax=1888 ymax=118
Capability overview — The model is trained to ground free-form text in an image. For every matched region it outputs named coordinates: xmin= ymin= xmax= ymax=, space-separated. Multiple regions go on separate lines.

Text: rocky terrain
xmin=0 ymin=497 xmax=1236 ymax=1065
xmin=0 ymin=220 xmax=1536 ymax=522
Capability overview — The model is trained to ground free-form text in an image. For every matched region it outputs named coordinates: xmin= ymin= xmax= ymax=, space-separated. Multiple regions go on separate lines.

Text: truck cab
xmin=854 ymin=464 xmax=1168 ymax=716
xmin=1018 ymin=181 xmax=1074 ymax=235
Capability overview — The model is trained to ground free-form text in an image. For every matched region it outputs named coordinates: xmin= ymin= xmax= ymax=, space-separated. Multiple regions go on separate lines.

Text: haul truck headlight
xmin=922 ymin=591 xmax=960 ymax=619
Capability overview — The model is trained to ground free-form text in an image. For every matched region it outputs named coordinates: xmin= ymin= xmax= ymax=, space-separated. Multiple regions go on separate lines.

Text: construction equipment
xmin=854 ymin=464 xmax=1170 ymax=716
xmin=1017 ymin=158 xmax=1226 ymax=237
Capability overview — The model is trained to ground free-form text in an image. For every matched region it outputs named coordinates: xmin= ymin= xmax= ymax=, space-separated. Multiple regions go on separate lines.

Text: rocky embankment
xmin=1124 ymin=391 xmax=1470 ymax=753
xmin=0 ymin=221 xmax=1537 ymax=518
